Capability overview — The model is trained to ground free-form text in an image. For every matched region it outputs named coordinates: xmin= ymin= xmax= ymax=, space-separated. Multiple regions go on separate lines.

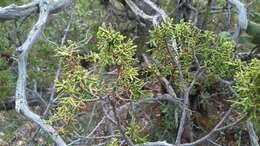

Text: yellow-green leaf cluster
xmin=94 ymin=24 xmax=144 ymax=100
xmin=148 ymin=18 xmax=235 ymax=81
xmin=233 ymin=59 xmax=260 ymax=120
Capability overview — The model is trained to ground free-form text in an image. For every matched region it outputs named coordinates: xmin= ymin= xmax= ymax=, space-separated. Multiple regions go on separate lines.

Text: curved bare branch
xmin=0 ymin=2 xmax=38 ymax=20
xmin=0 ymin=0 xmax=70 ymax=21
xmin=13 ymin=0 xmax=70 ymax=145
xmin=124 ymin=0 xmax=166 ymax=25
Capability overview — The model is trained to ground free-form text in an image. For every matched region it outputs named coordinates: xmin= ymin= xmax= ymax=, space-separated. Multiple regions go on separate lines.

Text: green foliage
xmin=216 ymin=0 xmax=226 ymax=6
xmin=126 ymin=116 xmax=148 ymax=144
xmin=28 ymin=41 xmax=59 ymax=89
xmin=51 ymin=25 xmax=143 ymax=125
xmin=49 ymin=96 xmax=81 ymax=125
xmin=246 ymin=21 xmax=260 ymax=45
xmin=76 ymin=0 xmax=101 ymax=17
xmin=0 ymin=59 xmax=9 ymax=70
xmin=148 ymin=18 xmax=235 ymax=82
xmin=197 ymin=31 xmax=235 ymax=77
xmin=0 ymin=59 xmax=15 ymax=99
xmin=56 ymin=42 xmax=102 ymax=100
xmin=233 ymin=59 xmax=260 ymax=120
xmin=93 ymin=24 xmax=144 ymax=100
xmin=0 ymin=0 xmax=29 ymax=6
xmin=0 ymin=111 xmax=22 ymax=142
xmin=150 ymin=104 xmax=177 ymax=143
xmin=107 ymin=138 xmax=120 ymax=146
xmin=50 ymin=43 xmax=100 ymax=124
xmin=148 ymin=18 xmax=176 ymax=77
xmin=147 ymin=19 xmax=239 ymax=141
xmin=199 ymin=91 xmax=211 ymax=106
xmin=250 ymin=12 xmax=260 ymax=24
xmin=96 ymin=24 xmax=137 ymax=67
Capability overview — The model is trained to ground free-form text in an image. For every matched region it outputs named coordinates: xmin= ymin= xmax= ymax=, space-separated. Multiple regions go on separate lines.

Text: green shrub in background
xmin=0 ymin=0 xmax=30 ymax=6
xmin=0 ymin=59 xmax=15 ymax=99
